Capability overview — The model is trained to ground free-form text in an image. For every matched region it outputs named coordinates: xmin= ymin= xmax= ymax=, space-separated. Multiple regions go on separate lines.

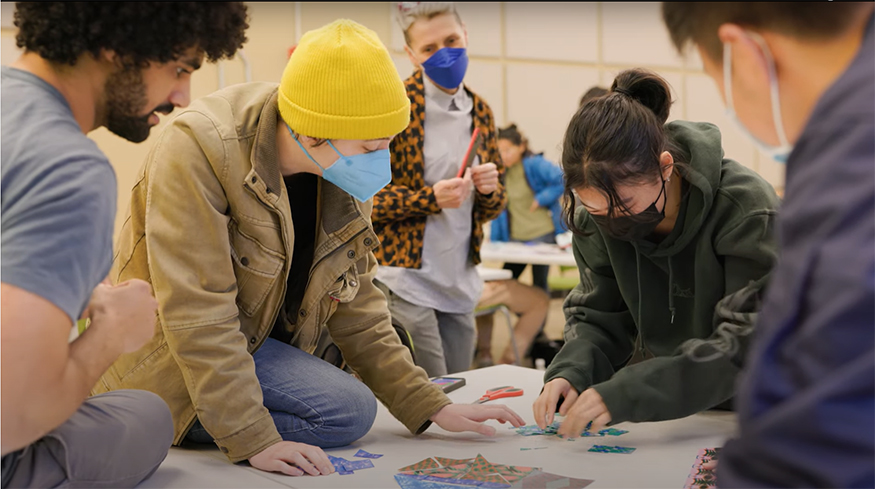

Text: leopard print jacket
xmin=372 ymin=69 xmax=507 ymax=269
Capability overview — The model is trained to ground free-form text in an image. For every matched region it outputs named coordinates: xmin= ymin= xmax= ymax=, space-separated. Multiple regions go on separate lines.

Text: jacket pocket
xmin=326 ymin=264 xmax=361 ymax=304
xmin=229 ymin=222 xmax=284 ymax=316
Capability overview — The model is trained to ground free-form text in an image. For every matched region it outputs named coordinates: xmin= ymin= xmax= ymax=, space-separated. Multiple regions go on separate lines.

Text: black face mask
xmin=591 ymin=175 xmax=667 ymax=242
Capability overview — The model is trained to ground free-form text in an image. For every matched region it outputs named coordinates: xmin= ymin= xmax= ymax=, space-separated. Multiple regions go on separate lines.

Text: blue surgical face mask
xmin=723 ymin=32 xmax=794 ymax=164
xmin=288 ymin=125 xmax=391 ymax=202
xmin=421 ymin=47 xmax=468 ymax=89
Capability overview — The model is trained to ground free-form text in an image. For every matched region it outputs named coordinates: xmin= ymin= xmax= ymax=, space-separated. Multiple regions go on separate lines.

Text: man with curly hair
xmin=1 ymin=3 xmax=248 ymax=488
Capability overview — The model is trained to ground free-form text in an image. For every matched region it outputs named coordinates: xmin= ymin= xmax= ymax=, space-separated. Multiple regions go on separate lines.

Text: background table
xmin=476 ymin=265 xmax=514 ymax=282
xmin=480 ymin=242 xmax=577 ymax=267
xmin=139 ymin=365 xmax=737 ymax=488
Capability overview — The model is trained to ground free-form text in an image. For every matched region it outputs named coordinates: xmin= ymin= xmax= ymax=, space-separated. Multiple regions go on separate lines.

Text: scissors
xmin=473 ymin=386 xmax=524 ymax=404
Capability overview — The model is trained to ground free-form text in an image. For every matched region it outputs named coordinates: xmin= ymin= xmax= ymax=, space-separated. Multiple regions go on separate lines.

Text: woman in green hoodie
xmin=533 ymin=68 xmax=779 ymax=438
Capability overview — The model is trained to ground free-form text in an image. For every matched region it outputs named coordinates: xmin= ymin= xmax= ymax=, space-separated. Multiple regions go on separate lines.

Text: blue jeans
xmin=186 ymin=338 xmax=377 ymax=449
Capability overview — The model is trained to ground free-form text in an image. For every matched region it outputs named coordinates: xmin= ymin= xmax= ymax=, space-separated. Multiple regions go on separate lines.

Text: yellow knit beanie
xmin=278 ymin=19 xmax=410 ymax=140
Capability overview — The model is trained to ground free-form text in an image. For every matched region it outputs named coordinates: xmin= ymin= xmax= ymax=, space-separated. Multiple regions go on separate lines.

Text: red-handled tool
xmin=457 ymin=127 xmax=482 ymax=178
xmin=473 ymin=385 xmax=524 ymax=404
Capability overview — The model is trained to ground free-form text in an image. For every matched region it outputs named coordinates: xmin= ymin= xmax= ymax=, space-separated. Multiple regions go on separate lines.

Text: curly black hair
xmin=14 ymin=2 xmax=249 ymax=67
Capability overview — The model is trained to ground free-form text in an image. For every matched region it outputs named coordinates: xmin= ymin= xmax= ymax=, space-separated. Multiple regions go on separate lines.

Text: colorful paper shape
xmin=395 ymin=455 xmax=591 ymax=489
xmin=355 ymin=449 xmax=384 ymax=459
xmin=395 ymin=474 xmax=479 ymax=489
xmin=342 ymin=459 xmax=375 ymax=471
xmin=399 ymin=457 xmax=442 ymax=473
xmin=435 ymin=457 xmax=475 ymax=467
xmin=683 ymin=447 xmax=721 ymax=489
xmin=588 ymin=445 xmax=636 ymax=454
xmin=515 ymin=422 xmax=629 ymax=439
xmin=509 ymin=469 xmax=593 ymax=488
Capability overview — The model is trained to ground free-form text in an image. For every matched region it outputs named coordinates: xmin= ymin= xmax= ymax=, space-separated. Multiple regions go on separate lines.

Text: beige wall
xmin=1 ymin=2 xmax=785 ymax=236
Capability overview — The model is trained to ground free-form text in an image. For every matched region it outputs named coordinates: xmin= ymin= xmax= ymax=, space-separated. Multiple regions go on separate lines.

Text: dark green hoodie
xmin=545 ymin=121 xmax=779 ymax=424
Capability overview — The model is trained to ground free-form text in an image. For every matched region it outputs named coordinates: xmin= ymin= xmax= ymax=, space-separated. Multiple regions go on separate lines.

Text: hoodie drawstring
xmin=668 ymin=258 xmax=677 ymax=324
xmin=634 ymin=244 xmax=647 ymax=359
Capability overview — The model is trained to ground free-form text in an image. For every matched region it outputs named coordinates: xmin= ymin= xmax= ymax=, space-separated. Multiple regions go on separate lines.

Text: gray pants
xmin=2 ymin=390 xmax=173 ymax=488
xmin=376 ymin=280 xmax=476 ymax=377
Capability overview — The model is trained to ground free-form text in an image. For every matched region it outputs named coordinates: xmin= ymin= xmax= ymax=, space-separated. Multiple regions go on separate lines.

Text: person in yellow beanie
xmin=92 ymin=19 xmax=524 ymax=478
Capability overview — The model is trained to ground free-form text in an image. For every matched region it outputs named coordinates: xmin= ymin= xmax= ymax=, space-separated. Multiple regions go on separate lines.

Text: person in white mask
xmin=663 ymin=3 xmax=875 ymax=487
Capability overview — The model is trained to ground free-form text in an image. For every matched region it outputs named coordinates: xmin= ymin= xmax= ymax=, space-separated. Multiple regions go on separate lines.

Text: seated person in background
xmin=474 ymin=279 xmax=550 ymax=367
xmin=491 ymin=123 xmax=566 ymax=291
xmin=579 ymin=86 xmax=609 ymax=107
xmin=93 ymin=19 xmax=523 ymax=479
xmin=533 ymin=68 xmax=780 ymax=438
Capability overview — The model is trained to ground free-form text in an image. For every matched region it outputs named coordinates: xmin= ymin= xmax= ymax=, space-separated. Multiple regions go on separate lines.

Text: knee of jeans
xmin=325 ymin=380 xmax=377 ymax=447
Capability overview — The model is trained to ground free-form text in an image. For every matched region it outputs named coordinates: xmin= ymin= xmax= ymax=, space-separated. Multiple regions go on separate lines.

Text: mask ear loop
xmin=745 ymin=31 xmax=791 ymax=148
xmin=287 ymin=123 xmax=327 ymax=172
xmin=654 ymin=169 xmax=668 ymax=215
xmin=325 ymin=140 xmax=346 ymax=160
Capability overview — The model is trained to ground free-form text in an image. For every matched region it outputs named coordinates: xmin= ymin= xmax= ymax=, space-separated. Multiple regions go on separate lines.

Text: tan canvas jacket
xmin=92 ymin=82 xmax=450 ymax=463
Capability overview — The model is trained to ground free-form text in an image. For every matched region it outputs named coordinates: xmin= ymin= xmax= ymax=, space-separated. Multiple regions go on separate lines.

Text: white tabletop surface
xmin=138 ymin=365 xmax=737 ymax=488
xmin=476 ymin=265 xmax=514 ymax=282
xmin=480 ymin=242 xmax=577 ymax=267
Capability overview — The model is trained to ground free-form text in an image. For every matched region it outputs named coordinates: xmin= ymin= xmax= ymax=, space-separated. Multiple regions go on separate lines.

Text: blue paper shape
xmin=342 ymin=459 xmax=375 ymax=471
xmin=355 ymin=449 xmax=384 ymax=459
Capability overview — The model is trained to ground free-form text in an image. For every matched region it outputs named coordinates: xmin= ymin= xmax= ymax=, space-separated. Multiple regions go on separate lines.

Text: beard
xmin=103 ymin=67 xmax=172 ymax=143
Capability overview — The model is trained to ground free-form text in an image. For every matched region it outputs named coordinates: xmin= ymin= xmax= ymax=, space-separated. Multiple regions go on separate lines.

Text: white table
xmin=138 ymin=365 xmax=737 ymax=488
xmin=480 ymin=242 xmax=577 ymax=267
xmin=476 ymin=265 xmax=514 ymax=282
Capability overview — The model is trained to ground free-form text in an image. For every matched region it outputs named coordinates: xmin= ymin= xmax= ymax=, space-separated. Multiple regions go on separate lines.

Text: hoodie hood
xmin=638 ymin=120 xmax=724 ymax=258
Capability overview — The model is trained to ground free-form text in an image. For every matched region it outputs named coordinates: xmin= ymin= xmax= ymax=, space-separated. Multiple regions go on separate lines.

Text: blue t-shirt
xmin=1 ymin=67 xmax=117 ymax=323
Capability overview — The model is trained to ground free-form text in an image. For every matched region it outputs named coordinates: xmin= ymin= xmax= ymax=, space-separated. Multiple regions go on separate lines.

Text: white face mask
xmin=723 ymin=32 xmax=794 ymax=164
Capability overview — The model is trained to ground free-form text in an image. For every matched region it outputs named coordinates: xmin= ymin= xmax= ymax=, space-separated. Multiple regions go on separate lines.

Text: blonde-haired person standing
xmin=93 ymin=19 xmax=523 ymax=478
xmin=373 ymin=2 xmax=507 ymax=378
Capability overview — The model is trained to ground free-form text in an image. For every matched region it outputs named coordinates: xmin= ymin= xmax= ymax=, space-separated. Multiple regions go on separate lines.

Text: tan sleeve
xmin=142 ymin=111 xmax=281 ymax=462
xmin=327 ymin=248 xmax=451 ymax=433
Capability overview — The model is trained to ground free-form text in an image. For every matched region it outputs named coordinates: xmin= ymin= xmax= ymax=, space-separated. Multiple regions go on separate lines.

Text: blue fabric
xmin=490 ymin=154 xmax=565 ymax=242
xmin=0 ymin=67 xmax=116 ymax=322
xmin=720 ymin=14 xmax=875 ymax=489
xmin=186 ymin=338 xmax=377 ymax=448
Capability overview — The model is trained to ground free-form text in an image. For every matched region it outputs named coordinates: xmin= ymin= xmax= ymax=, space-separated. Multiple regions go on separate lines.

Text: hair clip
xmin=398 ymin=2 xmax=421 ymax=12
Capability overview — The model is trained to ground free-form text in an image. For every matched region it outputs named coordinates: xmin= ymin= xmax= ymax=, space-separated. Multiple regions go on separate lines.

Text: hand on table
xmin=471 ymin=162 xmax=499 ymax=195
xmin=430 ymin=403 xmax=525 ymax=436
xmin=249 ymin=441 xmax=334 ymax=477
xmin=555 ymin=388 xmax=611 ymax=439
xmin=532 ymin=377 xmax=578 ymax=429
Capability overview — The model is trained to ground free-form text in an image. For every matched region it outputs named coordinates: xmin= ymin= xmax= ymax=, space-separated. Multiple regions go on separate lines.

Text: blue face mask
xmin=723 ymin=32 xmax=794 ymax=164
xmin=421 ymin=47 xmax=468 ymax=89
xmin=288 ymin=125 xmax=391 ymax=202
